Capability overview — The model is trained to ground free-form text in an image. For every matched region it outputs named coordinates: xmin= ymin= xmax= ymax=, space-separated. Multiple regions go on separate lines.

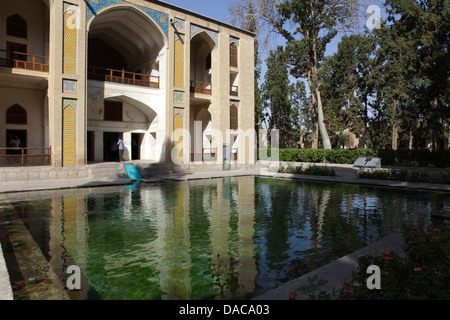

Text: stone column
xmin=48 ymin=0 xmax=87 ymax=167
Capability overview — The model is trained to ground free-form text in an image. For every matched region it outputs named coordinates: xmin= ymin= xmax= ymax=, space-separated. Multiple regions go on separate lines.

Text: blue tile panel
xmin=86 ymin=0 xmax=169 ymax=37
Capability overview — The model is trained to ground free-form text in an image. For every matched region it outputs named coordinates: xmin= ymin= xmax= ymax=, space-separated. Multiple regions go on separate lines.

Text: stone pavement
xmin=0 ymin=162 xmax=448 ymax=300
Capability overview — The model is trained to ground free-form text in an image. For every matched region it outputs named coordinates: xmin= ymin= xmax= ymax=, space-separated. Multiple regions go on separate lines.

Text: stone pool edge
xmin=0 ymin=242 xmax=13 ymax=300
xmin=252 ymin=232 xmax=404 ymax=300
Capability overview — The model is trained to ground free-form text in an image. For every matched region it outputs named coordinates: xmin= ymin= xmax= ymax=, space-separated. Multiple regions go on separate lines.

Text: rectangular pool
xmin=0 ymin=176 xmax=448 ymax=300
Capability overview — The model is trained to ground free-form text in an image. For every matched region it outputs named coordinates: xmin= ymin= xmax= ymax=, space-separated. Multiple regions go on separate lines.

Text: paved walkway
xmin=0 ymin=163 xmax=448 ymax=300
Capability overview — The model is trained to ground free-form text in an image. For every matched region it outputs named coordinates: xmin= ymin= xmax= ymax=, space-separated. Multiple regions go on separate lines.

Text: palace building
xmin=0 ymin=0 xmax=256 ymax=168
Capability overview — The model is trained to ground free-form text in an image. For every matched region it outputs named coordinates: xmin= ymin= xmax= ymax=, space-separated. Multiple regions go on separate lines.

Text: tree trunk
xmin=364 ymin=95 xmax=369 ymax=149
xmin=308 ymin=70 xmax=319 ymax=149
xmin=392 ymin=99 xmax=399 ymax=150
xmin=409 ymin=129 xmax=414 ymax=150
xmin=392 ymin=123 xmax=398 ymax=150
xmin=316 ymin=87 xmax=331 ymax=149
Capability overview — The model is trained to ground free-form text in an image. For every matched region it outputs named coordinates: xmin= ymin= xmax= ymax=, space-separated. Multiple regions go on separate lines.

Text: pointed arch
xmin=6 ymin=14 xmax=27 ymax=39
xmin=6 ymin=104 xmax=27 ymax=124
xmin=230 ymin=42 xmax=238 ymax=68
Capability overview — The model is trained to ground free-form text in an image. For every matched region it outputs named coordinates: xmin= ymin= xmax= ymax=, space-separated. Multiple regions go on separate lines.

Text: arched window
xmin=6 ymin=104 xmax=27 ymax=124
xmin=230 ymin=104 xmax=238 ymax=130
xmin=6 ymin=14 xmax=27 ymax=39
xmin=230 ymin=43 xmax=238 ymax=68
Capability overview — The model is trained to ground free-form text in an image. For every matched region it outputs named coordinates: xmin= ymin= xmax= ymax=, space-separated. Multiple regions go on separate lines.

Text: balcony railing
xmin=0 ymin=147 xmax=51 ymax=167
xmin=230 ymin=85 xmax=239 ymax=96
xmin=88 ymin=66 xmax=160 ymax=89
xmin=0 ymin=49 xmax=49 ymax=72
xmin=190 ymin=81 xmax=212 ymax=95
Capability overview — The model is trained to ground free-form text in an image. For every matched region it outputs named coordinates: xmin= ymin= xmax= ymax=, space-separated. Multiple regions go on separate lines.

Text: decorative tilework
xmin=63 ymin=79 xmax=78 ymax=93
xmin=174 ymin=37 xmax=184 ymax=88
xmin=64 ymin=3 xmax=77 ymax=74
xmin=173 ymin=18 xmax=185 ymax=33
xmin=86 ymin=0 xmax=169 ymax=37
xmin=230 ymin=36 xmax=240 ymax=46
xmin=174 ymin=90 xmax=184 ymax=104
xmin=191 ymin=25 xmax=218 ymax=44
xmin=173 ymin=108 xmax=184 ymax=163
xmin=63 ymin=99 xmax=77 ymax=167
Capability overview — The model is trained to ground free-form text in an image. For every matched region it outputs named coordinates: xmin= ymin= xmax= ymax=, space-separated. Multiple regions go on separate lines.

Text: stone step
xmin=88 ymin=163 xmax=128 ymax=179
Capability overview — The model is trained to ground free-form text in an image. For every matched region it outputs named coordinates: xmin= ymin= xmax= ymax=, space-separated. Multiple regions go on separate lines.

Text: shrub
xmin=337 ymin=229 xmax=450 ymax=300
xmin=258 ymin=148 xmax=450 ymax=168
xmin=278 ymin=165 xmax=336 ymax=176
xmin=357 ymin=169 xmax=450 ymax=184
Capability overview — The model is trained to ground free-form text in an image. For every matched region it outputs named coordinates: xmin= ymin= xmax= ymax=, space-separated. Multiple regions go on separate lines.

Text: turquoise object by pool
xmin=124 ymin=164 xmax=142 ymax=180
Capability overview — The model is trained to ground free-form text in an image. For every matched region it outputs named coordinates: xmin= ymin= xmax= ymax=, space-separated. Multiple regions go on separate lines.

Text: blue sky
xmin=161 ymin=0 xmax=387 ymax=86
xmin=161 ymin=0 xmax=234 ymax=25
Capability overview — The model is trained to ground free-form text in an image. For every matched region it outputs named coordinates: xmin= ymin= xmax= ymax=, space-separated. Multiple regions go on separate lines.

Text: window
xmin=230 ymin=104 xmax=238 ymax=130
xmin=104 ymin=100 xmax=123 ymax=121
xmin=230 ymin=43 xmax=238 ymax=68
xmin=6 ymin=104 xmax=27 ymax=124
xmin=7 ymin=42 xmax=27 ymax=62
xmin=7 ymin=14 xmax=27 ymax=39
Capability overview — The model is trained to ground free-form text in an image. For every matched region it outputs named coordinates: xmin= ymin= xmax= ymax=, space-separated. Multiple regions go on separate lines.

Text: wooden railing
xmin=190 ymin=81 xmax=212 ymax=95
xmin=230 ymin=85 xmax=239 ymax=96
xmin=0 ymin=49 xmax=49 ymax=72
xmin=88 ymin=66 xmax=160 ymax=89
xmin=0 ymin=147 xmax=51 ymax=167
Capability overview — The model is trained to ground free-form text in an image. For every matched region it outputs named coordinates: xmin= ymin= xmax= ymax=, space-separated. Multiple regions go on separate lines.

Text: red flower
xmin=420 ymin=265 xmax=429 ymax=270
xmin=289 ymin=291 xmax=297 ymax=300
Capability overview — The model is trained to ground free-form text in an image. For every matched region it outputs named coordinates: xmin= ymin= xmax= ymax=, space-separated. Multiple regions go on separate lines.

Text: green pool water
xmin=1 ymin=176 xmax=448 ymax=300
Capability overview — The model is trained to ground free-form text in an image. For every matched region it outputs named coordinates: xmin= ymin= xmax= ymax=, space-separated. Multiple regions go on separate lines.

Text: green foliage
xmin=278 ymin=165 xmax=336 ymax=176
xmin=297 ymin=275 xmax=334 ymax=300
xmin=210 ymin=254 xmax=244 ymax=300
xmin=358 ymin=168 xmax=450 ymax=184
xmin=338 ymin=229 xmax=450 ymax=300
xmin=259 ymin=148 xmax=450 ymax=168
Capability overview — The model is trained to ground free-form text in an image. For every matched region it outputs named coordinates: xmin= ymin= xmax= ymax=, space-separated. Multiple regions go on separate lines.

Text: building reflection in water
xmin=18 ymin=176 xmax=444 ymax=300
xmin=46 ymin=177 xmax=258 ymax=300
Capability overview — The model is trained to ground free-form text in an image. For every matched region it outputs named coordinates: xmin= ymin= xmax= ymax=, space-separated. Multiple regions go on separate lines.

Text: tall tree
xmin=230 ymin=0 xmax=363 ymax=149
xmin=275 ymin=0 xmax=361 ymax=149
xmin=262 ymin=47 xmax=292 ymax=148
xmin=289 ymin=80 xmax=311 ymax=148
xmin=385 ymin=0 xmax=450 ymax=150
xmin=319 ymin=33 xmax=376 ymax=148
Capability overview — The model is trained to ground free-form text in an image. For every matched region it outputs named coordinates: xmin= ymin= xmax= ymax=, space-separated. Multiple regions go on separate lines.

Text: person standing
xmin=9 ymin=136 xmax=21 ymax=154
xmin=117 ymin=137 xmax=124 ymax=162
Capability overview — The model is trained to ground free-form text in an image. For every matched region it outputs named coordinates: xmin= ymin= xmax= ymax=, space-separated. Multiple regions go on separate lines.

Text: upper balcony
xmin=88 ymin=66 xmax=160 ymax=89
xmin=0 ymin=49 xmax=49 ymax=73
xmin=190 ymin=80 xmax=212 ymax=95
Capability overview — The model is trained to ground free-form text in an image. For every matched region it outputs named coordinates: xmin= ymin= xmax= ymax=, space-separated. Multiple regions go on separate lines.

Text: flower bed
xmin=337 ymin=229 xmax=450 ymax=299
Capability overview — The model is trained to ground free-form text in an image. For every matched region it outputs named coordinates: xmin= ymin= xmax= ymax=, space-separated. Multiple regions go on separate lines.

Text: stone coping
xmin=0 ymin=242 xmax=13 ymax=300
xmin=253 ymin=233 xmax=404 ymax=300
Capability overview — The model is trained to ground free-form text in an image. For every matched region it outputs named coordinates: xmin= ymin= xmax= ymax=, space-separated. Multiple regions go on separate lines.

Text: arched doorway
xmin=190 ymin=31 xmax=216 ymax=95
xmin=87 ymin=6 xmax=166 ymax=86
xmin=87 ymin=6 xmax=166 ymax=163
xmin=87 ymin=96 xmax=159 ymax=163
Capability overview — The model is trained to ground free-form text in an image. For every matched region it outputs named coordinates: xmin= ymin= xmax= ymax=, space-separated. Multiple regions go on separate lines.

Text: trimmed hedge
xmin=258 ymin=148 xmax=450 ymax=168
